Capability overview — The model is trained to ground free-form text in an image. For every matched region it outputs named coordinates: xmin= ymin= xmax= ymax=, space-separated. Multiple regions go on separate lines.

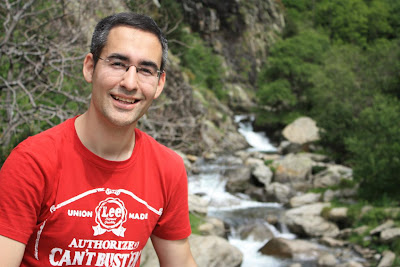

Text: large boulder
xmin=377 ymin=250 xmax=396 ymax=267
xmin=198 ymin=217 xmax=227 ymax=238
xmin=266 ymin=182 xmax=293 ymax=204
xmin=327 ymin=207 xmax=349 ymax=224
xmin=380 ymin=227 xmax=400 ymax=243
xmin=259 ymin=237 xmax=320 ymax=260
xmin=370 ymin=220 xmax=395 ymax=235
xmin=224 ymin=166 xmax=252 ymax=193
xmin=283 ymin=203 xmax=340 ymax=238
xmin=282 ymin=117 xmax=320 ymax=145
xmin=289 ymin=192 xmax=321 ymax=208
xmin=245 ymin=157 xmax=273 ymax=185
xmin=273 ymin=153 xmax=314 ymax=191
xmin=313 ymin=164 xmax=353 ymax=188
xmin=141 ymin=234 xmax=243 ymax=267
xmin=318 ymin=253 xmax=337 ymax=267
xmin=189 ymin=194 xmax=209 ymax=215
xmin=189 ymin=234 xmax=243 ymax=267
xmin=238 ymin=222 xmax=275 ymax=242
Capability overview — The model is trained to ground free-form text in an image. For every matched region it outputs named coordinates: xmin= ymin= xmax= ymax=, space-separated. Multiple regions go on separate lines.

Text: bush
xmin=345 ymin=95 xmax=400 ymax=201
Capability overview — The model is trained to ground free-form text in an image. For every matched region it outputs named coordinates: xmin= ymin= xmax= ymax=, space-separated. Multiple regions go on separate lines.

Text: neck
xmin=75 ymin=112 xmax=136 ymax=161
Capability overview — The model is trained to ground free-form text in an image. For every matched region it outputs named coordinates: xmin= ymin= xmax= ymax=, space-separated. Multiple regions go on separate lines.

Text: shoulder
xmin=135 ymin=129 xmax=185 ymax=166
xmin=5 ymin=118 xmax=75 ymax=170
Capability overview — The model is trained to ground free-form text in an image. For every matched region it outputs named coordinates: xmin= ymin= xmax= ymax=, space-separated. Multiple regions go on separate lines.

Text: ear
xmin=154 ymin=71 xmax=166 ymax=99
xmin=83 ymin=53 xmax=95 ymax=83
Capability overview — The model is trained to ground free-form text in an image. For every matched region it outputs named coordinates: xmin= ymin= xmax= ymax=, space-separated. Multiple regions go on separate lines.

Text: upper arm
xmin=151 ymin=234 xmax=197 ymax=267
xmin=0 ymin=235 xmax=25 ymax=266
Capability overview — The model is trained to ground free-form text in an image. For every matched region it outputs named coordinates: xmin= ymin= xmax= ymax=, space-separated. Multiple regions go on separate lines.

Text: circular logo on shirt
xmin=93 ymin=197 xmax=127 ymax=236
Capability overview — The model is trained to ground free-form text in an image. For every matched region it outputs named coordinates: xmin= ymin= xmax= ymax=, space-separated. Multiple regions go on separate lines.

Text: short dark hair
xmin=90 ymin=12 xmax=168 ymax=71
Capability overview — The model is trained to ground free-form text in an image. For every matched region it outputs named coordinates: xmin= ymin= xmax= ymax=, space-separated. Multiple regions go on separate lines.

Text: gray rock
xmin=225 ymin=166 xmax=252 ymax=193
xmin=370 ymin=220 xmax=395 ymax=236
xmin=273 ymin=153 xmax=314 ymax=191
xmin=238 ymin=222 xmax=274 ymax=242
xmin=380 ymin=227 xmax=400 ymax=243
xmin=289 ymin=192 xmax=321 ymax=208
xmin=285 ymin=202 xmax=330 ymax=217
xmin=189 ymin=234 xmax=243 ymax=267
xmin=284 ymin=203 xmax=340 ymax=238
xmin=266 ymin=182 xmax=292 ymax=204
xmin=318 ymin=253 xmax=337 ymax=267
xmin=327 ymin=207 xmax=348 ymax=223
xmin=259 ymin=237 xmax=320 ymax=260
xmin=313 ymin=164 xmax=353 ymax=188
xmin=198 ymin=217 xmax=227 ymax=238
xmin=189 ymin=194 xmax=208 ymax=215
xmin=319 ymin=236 xmax=347 ymax=247
xmin=245 ymin=157 xmax=273 ymax=185
xmin=285 ymin=214 xmax=340 ymax=238
xmin=336 ymin=261 xmax=364 ymax=267
xmin=282 ymin=117 xmax=320 ymax=145
xmin=141 ymin=234 xmax=243 ymax=267
xmin=226 ymin=83 xmax=254 ymax=110
xmin=377 ymin=250 xmax=396 ymax=267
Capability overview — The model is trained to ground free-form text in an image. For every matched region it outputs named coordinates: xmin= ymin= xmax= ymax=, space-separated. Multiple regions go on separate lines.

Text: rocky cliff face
xmin=158 ymin=0 xmax=286 ymax=155
xmin=179 ymin=0 xmax=285 ymax=81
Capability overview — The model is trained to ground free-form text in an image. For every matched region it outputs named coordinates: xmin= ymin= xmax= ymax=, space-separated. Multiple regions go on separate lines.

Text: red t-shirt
xmin=0 ymin=117 xmax=191 ymax=266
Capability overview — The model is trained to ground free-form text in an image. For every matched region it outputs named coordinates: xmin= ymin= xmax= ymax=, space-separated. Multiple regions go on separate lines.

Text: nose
xmin=119 ymin=66 xmax=139 ymax=91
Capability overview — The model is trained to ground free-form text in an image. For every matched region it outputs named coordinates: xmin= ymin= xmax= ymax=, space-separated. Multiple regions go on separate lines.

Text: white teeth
xmin=114 ymin=96 xmax=137 ymax=104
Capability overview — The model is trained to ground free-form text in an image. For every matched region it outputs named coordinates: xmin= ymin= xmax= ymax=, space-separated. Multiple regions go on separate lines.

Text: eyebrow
xmin=107 ymin=53 xmax=160 ymax=70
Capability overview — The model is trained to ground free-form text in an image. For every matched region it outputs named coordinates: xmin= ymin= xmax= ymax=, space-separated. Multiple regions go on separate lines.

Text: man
xmin=0 ymin=12 xmax=197 ymax=267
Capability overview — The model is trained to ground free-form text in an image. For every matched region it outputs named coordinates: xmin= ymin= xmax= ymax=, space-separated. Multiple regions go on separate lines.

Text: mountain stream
xmin=188 ymin=115 xmax=303 ymax=266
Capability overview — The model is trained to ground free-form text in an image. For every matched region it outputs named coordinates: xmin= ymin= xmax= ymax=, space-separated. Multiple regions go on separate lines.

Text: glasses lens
xmin=104 ymin=58 xmax=159 ymax=85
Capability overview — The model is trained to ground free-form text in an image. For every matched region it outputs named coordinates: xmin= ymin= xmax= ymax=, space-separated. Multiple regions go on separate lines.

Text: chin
xmin=106 ymin=116 xmax=137 ymax=128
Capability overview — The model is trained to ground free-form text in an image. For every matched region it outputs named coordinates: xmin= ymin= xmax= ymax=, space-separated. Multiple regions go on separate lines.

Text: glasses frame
xmin=97 ymin=57 xmax=163 ymax=79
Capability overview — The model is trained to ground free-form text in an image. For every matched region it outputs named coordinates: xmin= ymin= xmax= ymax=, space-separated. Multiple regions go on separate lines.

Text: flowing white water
xmin=235 ymin=115 xmax=277 ymax=152
xmin=188 ymin=161 xmax=293 ymax=266
xmin=188 ymin=118 xmax=295 ymax=266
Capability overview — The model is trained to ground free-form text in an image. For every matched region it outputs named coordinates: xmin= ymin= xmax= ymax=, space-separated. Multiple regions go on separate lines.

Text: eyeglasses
xmin=98 ymin=57 xmax=163 ymax=85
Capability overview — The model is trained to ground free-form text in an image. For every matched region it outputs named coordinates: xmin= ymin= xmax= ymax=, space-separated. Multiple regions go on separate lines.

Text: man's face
xmin=83 ymin=26 xmax=165 ymax=128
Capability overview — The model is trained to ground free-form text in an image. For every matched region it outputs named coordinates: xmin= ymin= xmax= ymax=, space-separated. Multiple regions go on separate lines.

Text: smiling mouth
xmin=111 ymin=94 xmax=140 ymax=104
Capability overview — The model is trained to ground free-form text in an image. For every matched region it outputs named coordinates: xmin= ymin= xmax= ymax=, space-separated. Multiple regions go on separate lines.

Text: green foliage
xmin=366 ymin=0 xmax=393 ymax=41
xmin=385 ymin=0 xmax=400 ymax=39
xmin=308 ymin=45 xmax=364 ymax=161
xmin=311 ymin=165 xmax=327 ymax=175
xmin=314 ymin=0 xmax=369 ymax=46
xmin=257 ymin=79 xmax=296 ymax=109
xmin=189 ymin=212 xmax=206 ymax=235
xmin=362 ymin=39 xmax=400 ymax=98
xmin=255 ymin=30 xmax=329 ymax=129
xmin=345 ymin=95 xmax=400 ymax=201
xmin=180 ymin=34 xmax=225 ymax=100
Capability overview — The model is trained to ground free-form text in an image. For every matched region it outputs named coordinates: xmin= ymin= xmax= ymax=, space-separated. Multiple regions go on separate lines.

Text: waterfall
xmin=235 ymin=115 xmax=277 ymax=152
xmin=188 ymin=116 xmax=296 ymax=266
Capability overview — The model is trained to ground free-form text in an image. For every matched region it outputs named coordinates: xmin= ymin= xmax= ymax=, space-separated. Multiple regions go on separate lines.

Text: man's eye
xmin=138 ymin=67 xmax=154 ymax=76
xmin=110 ymin=61 xmax=126 ymax=68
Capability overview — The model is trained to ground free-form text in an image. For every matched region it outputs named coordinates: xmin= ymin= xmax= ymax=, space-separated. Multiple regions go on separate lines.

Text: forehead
xmin=102 ymin=26 xmax=162 ymax=65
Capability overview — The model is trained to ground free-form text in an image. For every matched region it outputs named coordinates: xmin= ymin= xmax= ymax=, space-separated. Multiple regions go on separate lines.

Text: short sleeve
xmin=152 ymin=160 xmax=191 ymax=240
xmin=0 ymin=143 xmax=47 ymax=244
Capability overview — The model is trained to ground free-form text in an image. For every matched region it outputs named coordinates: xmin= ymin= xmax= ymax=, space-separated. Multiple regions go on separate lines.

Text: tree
xmin=255 ymin=30 xmax=329 ymax=128
xmin=314 ymin=0 xmax=369 ymax=46
xmin=345 ymin=95 xmax=400 ymax=201
xmin=0 ymin=0 xmax=90 ymax=165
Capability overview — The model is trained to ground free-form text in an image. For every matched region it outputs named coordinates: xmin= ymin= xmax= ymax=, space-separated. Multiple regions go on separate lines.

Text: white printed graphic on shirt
xmin=34 ymin=188 xmax=163 ymax=266
xmin=50 ymin=188 xmax=163 ymax=216
xmin=93 ymin=197 xmax=128 ymax=237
